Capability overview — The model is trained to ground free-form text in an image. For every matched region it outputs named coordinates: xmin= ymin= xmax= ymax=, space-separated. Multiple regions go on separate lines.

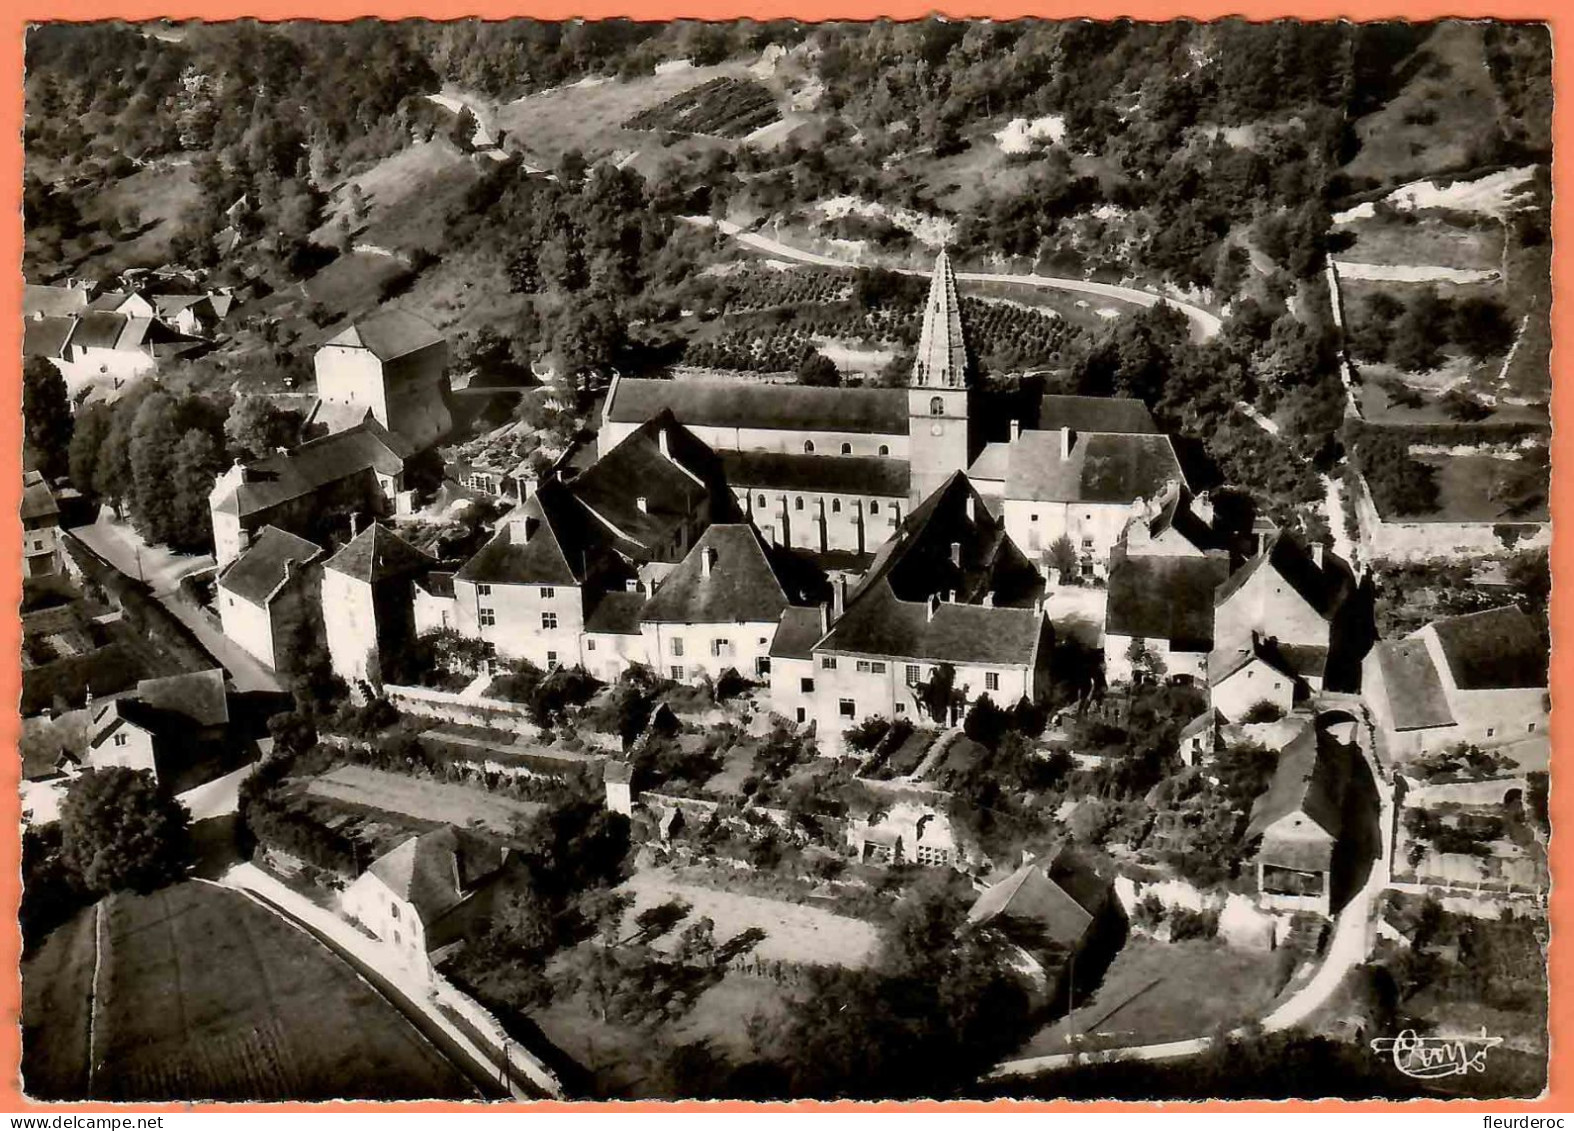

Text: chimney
xmin=636 ymin=496 xmax=649 ymax=513
xmin=657 ymin=428 xmax=670 ymax=459
xmin=349 ymin=512 xmax=362 ymax=538
xmin=1060 ymin=426 xmax=1072 ymax=460
xmin=819 ymin=602 xmax=830 ymax=633
xmin=702 ymin=546 xmax=717 ymax=578
xmin=983 ymin=590 xmax=995 ymax=607
xmin=1009 ymin=419 xmax=1021 ymax=442
xmin=948 ymin=589 xmax=957 ymax=603
xmin=832 ymin=575 xmax=847 ymax=619
xmin=965 ymin=495 xmax=976 ymax=522
xmin=949 ymin=541 xmax=961 ymax=567
xmin=625 ymin=577 xmax=640 ymax=594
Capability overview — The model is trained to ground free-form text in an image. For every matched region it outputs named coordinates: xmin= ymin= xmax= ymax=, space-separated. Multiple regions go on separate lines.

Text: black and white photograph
xmin=15 ymin=16 xmax=1553 ymax=1104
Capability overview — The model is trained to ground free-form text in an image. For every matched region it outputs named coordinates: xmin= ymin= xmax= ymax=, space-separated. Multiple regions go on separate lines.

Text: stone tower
xmin=907 ymin=249 xmax=972 ymax=507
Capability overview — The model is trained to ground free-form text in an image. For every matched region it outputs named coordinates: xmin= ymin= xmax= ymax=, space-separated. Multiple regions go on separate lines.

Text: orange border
xmin=1 ymin=4 xmax=1566 ymax=1115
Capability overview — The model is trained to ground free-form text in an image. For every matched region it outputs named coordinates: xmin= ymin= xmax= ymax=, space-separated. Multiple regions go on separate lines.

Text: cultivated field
xmin=618 ymin=867 xmax=880 ymax=969
xmin=306 ymin=763 xmax=545 ymax=834
xmin=22 ymin=883 xmax=476 ymax=1101
xmin=1017 ymin=937 xmax=1284 ymax=1056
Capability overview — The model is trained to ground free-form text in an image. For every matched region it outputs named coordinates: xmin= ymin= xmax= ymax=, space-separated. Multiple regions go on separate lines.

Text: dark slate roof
xmin=137 ymin=669 xmax=230 ymax=728
xmin=1372 ymin=638 xmax=1455 ymax=731
xmin=719 ymin=450 xmax=909 ymax=498
xmin=69 ymin=311 xmax=151 ymax=351
xmin=455 ymin=479 xmax=611 ymax=587
xmin=1104 ymin=550 xmax=1230 ymax=651
xmin=769 ymin=605 xmax=826 ymax=660
xmin=816 ymin=474 xmax=1047 ymax=667
xmin=326 ymin=311 xmax=445 ymax=361
xmin=641 ymin=524 xmax=793 ymax=625
xmin=23 ymin=316 xmax=76 ymax=359
xmin=569 ymin=415 xmax=715 ymax=553
xmin=1247 ymin=726 xmax=1350 ymax=870
xmin=1005 ymin=429 xmax=1184 ymax=505
xmin=605 ymin=376 xmax=908 ymax=436
xmin=418 ymin=571 xmax=456 ymax=599
xmin=1208 ymin=634 xmax=1328 ymax=687
xmin=215 ymin=420 xmax=413 ymax=519
xmin=1034 ymin=395 xmax=1158 ymax=435
xmin=967 ymin=846 xmax=1110 ymax=948
xmin=21 ymin=476 xmax=60 ymax=522
xmin=1214 ymin=531 xmax=1349 ymax=620
xmin=1429 ymin=605 xmax=1548 ymax=691
xmin=584 ymin=589 xmax=647 ymax=635
xmin=368 ymin=826 xmax=503 ymax=928
xmin=325 ymin=522 xmax=434 ymax=584
xmin=87 ymin=290 xmax=135 ymax=312
xmin=23 ymin=283 xmax=89 ymax=318
xmin=217 ymin=525 xmax=323 ymax=606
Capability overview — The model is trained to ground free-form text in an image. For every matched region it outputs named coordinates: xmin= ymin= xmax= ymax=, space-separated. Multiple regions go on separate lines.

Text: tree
xmin=797 ymin=349 xmax=841 ymax=387
xmin=916 ymin=662 xmax=964 ymax=724
xmin=1047 ymin=533 xmax=1079 ymax=582
xmin=1449 ymin=295 xmax=1516 ymax=362
xmin=963 ymin=694 xmax=1008 ymax=749
xmin=68 ymin=402 xmax=113 ymax=497
xmin=23 ymin=357 xmax=74 ymax=480
xmin=225 ymin=394 xmax=302 ymax=460
xmin=59 ymin=768 xmax=192 ymax=895
xmin=550 ymin=294 xmax=626 ymax=382
xmin=168 ymin=428 xmax=224 ymax=551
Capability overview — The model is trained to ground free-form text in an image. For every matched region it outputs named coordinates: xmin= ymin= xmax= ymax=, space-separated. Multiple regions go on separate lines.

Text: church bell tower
xmin=907 ymin=248 xmax=973 ymax=507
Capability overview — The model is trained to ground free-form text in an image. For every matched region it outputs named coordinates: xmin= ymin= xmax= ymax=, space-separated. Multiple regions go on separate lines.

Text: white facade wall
xmin=582 ymin=632 xmax=645 ymax=683
xmin=413 ymin=588 xmax=458 ymax=636
xmin=1002 ymin=499 xmax=1130 ymax=574
xmin=453 ymin=578 xmax=585 ymax=669
xmin=89 ymin=723 xmax=158 ymax=777
xmin=642 ymin=620 xmax=777 ymax=684
xmin=322 ymin=569 xmax=380 ymax=684
xmin=737 ymin=488 xmax=904 ymax=555
xmin=598 ymin=419 xmax=907 ymax=461
xmin=219 ymin=591 xmax=280 ymax=670
xmin=340 ymin=872 xmax=432 ymax=981
xmin=1103 ymin=633 xmax=1208 ymax=686
xmin=1211 ymin=657 xmax=1296 ymax=721
xmin=315 ymin=346 xmax=391 ymax=431
xmin=1214 ymin=564 xmax=1331 ymax=651
xmin=768 ymin=655 xmax=818 ymax=727
xmin=60 ymin=347 xmax=157 ymax=389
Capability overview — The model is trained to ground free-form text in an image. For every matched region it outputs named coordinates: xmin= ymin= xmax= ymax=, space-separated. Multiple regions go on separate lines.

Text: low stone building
xmin=1246 ymin=724 xmax=1351 ymax=918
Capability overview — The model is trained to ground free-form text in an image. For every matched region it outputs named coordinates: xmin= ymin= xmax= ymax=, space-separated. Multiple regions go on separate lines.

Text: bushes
xmin=1241 ymin=700 xmax=1285 ymax=724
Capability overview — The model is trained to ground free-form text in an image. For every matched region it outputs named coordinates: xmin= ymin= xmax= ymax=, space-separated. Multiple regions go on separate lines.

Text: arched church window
xmin=840 ymin=442 xmax=852 ymax=455
xmin=757 ymin=494 xmax=766 ymax=508
xmin=878 ymin=445 xmax=890 ymax=457
xmin=930 ymin=396 xmax=944 ymax=416
xmin=804 ymin=440 xmax=815 ymax=453
xmin=870 ymin=502 xmax=880 ymax=515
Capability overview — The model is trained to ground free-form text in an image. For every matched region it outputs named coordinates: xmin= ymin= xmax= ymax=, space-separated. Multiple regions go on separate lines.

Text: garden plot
xmin=619 ymin=867 xmax=880 ymax=969
xmin=306 ymin=764 xmax=545 ymax=834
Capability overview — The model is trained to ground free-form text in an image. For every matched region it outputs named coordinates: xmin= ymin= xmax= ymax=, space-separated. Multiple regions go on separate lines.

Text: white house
xmin=313 ymin=311 xmax=451 ymax=451
xmin=1363 ymin=605 xmax=1549 ymax=766
xmin=321 ymin=522 xmax=434 ymax=684
xmin=215 ymin=525 xmax=325 ymax=672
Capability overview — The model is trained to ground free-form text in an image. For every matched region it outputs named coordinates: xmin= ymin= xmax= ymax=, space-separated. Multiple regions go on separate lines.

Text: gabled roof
xmin=1214 ymin=531 xmax=1349 ymax=620
xmin=21 ymin=476 xmax=61 ymax=523
xmin=325 ymin=522 xmax=433 ymax=584
xmin=87 ymin=290 xmax=135 ymax=312
xmin=23 ymin=316 xmax=76 ymax=359
xmin=367 ymin=826 xmax=504 ymax=928
xmin=966 ymin=441 xmax=1011 ymax=482
xmin=23 ymin=283 xmax=88 ymax=319
xmin=455 ymin=478 xmax=610 ymax=588
xmin=569 ymin=415 xmax=714 ymax=553
xmin=213 ymin=420 xmax=413 ymax=519
xmin=1208 ymin=634 xmax=1326 ymax=688
xmin=69 ymin=311 xmax=148 ymax=351
xmin=1005 ymin=429 xmax=1184 ymax=505
xmin=769 ymin=605 xmax=826 ymax=660
xmin=640 ymin=524 xmax=794 ymax=626
xmin=719 ymin=450 xmax=909 ymax=499
xmin=1105 ymin=549 xmax=1230 ymax=651
xmin=912 ymin=249 xmax=968 ymax=389
xmin=584 ymin=589 xmax=647 ymax=635
xmin=325 ymin=311 xmax=445 ymax=362
xmin=216 ymin=525 xmax=324 ymax=606
xmin=605 ymin=376 xmax=908 ymax=436
xmin=1371 ymin=637 xmax=1455 ymax=731
xmin=1246 ymin=724 xmax=1349 ymax=862
xmin=967 ymin=846 xmax=1110 ymax=949
xmin=816 ymin=474 xmax=1047 ymax=667
xmin=1429 ymin=605 xmax=1547 ymax=691
xmin=137 ymin=669 xmax=230 ymax=728
xmin=1034 ymin=394 xmax=1158 ymax=436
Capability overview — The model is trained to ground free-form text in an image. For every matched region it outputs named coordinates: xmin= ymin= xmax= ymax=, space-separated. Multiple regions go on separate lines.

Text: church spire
xmin=912 ymin=248 xmax=968 ymax=389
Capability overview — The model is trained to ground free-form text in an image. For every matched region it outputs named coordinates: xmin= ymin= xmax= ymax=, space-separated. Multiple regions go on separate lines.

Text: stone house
xmin=312 ymin=311 xmax=452 ymax=452
xmin=215 ymin=525 xmax=325 ymax=673
xmin=322 ymin=522 xmax=435 ymax=684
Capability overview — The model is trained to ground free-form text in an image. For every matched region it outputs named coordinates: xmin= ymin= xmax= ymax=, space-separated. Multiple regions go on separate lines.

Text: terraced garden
xmin=626 ymin=76 xmax=780 ymax=138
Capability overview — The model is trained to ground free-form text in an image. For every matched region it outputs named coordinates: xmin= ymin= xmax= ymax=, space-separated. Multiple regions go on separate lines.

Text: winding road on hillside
xmin=686 ymin=217 xmax=1224 ymax=343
